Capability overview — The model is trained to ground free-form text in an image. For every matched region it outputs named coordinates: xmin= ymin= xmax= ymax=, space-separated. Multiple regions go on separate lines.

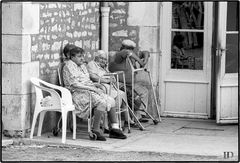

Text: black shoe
xmin=139 ymin=118 xmax=149 ymax=123
xmin=92 ymin=130 xmax=106 ymax=141
xmin=103 ymin=128 xmax=110 ymax=134
xmin=109 ymin=128 xmax=127 ymax=139
xmin=141 ymin=114 xmax=150 ymax=119
xmin=130 ymin=122 xmax=139 ymax=128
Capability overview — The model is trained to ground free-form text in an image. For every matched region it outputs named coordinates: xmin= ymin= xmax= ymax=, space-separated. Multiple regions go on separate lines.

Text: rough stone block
xmin=139 ymin=27 xmax=159 ymax=52
xmin=2 ymin=35 xmax=31 ymax=63
xmin=2 ymin=2 xmax=39 ymax=34
xmin=2 ymin=61 xmax=39 ymax=94
xmin=2 ymin=94 xmax=32 ymax=131
xmin=128 ymin=2 xmax=159 ymax=26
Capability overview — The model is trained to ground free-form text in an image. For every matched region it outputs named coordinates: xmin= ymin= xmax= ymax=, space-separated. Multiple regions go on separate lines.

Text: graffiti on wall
xmin=109 ymin=2 xmax=139 ymax=52
xmin=31 ymin=2 xmax=100 ymax=81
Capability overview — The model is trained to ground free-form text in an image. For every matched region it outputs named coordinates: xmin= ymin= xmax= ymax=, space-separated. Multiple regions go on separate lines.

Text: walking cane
xmin=145 ymin=69 xmax=161 ymax=122
xmin=127 ymin=57 xmax=161 ymax=123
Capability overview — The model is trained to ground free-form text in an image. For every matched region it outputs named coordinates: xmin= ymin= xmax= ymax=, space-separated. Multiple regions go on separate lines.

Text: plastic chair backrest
xmin=31 ymin=77 xmax=62 ymax=109
xmin=58 ymin=62 xmax=66 ymax=87
xmin=31 ymin=77 xmax=44 ymax=100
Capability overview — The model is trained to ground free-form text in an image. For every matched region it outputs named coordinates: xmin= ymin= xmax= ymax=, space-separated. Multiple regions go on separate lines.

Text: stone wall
xmin=30 ymin=2 xmax=100 ymax=133
xmin=108 ymin=2 xmax=161 ymax=118
xmin=31 ymin=2 xmax=100 ymax=84
xmin=108 ymin=2 xmax=140 ymax=52
xmin=2 ymin=2 xmax=40 ymax=137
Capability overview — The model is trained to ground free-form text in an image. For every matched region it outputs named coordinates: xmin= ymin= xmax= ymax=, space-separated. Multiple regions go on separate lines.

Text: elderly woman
xmin=87 ymin=50 xmax=137 ymax=129
xmin=62 ymin=45 xmax=127 ymax=141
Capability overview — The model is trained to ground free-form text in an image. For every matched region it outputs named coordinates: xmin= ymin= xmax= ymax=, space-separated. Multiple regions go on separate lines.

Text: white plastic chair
xmin=30 ymin=77 xmax=76 ymax=143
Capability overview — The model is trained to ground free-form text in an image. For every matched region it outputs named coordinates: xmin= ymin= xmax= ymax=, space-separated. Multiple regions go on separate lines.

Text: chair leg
xmin=37 ymin=111 xmax=46 ymax=136
xmin=116 ymin=75 xmax=122 ymax=129
xmin=122 ymin=73 xmax=130 ymax=133
xmin=30 ymin=110 xmax=39 ymax=139
xmin=122 ymin=98 xmax=131 ymax=133
xmin=62 ymin=111 xmax=68 ymax=144
xmin=72 ymin=111 xmax=76 ymax=140
xmin=126 ymin=107 xmax=131 ymax=133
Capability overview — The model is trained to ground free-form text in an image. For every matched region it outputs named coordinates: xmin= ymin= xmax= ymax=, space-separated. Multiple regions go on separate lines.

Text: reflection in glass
xmin=225 ymin=34 xmax=238 ymax=73
xmin=171 ymin=32 xmax=203 ymax=70
xmin=172 ymin=2 xmax=204 ymax=29
xmin=227 ymin=2 xmax=239 ymax=31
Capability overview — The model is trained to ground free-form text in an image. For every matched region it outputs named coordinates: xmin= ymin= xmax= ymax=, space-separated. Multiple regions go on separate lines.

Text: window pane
xmin=225 ymin=34 xmax=238 ymax=73
xmin=171 ymin=32 xmax=203 ymax=70
xmin=227 ymin=2 xmax=239 ymax=31
xmin=172 ymin=2 xmax=204 ymax=29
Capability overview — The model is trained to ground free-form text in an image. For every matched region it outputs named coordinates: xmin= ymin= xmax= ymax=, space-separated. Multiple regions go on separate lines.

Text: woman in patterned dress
xmin=62 ymin=45 xmax=127 ymax=141
xmin=87 ymin=50 xmax=138 ymax=129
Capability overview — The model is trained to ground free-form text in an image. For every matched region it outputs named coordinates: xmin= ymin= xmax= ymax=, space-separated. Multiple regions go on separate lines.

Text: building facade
xmin=2 ymin=2 xmax=239 ymax=137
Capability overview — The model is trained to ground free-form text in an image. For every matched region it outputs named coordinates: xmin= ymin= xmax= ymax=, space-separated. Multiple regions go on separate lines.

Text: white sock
xmin=111 ymin=123 xmax=119 ymax=129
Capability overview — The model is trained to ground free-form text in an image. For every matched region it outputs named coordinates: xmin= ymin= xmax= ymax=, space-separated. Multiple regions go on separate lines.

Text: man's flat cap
xmin=122 ymin=39 xmax=136 ymax=48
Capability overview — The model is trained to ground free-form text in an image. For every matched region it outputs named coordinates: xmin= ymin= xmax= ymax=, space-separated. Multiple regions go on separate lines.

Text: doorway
xmin=160 ymin=2 xmax=238 ymax=123
xmin=160 ymin=2 xmax=212 ymax=119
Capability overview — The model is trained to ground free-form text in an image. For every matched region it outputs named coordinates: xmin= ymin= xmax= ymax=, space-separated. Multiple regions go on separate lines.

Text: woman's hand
xmin=89 ymin=87 xmax=103 ymax=95
xmin=102 ymin=74 xmax=116 ymax=83
xmin=110 ymin=76 xmax=116 ymax=83
xmin=94 ymin=83 xmax=103 ymax=89
xmin=94 ymin=83 xmax=107 ymax=93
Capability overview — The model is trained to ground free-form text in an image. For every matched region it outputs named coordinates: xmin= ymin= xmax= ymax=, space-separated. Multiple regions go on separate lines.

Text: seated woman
xmin=171 ymin=34 xmax=190 ymax=69
xmin=62 ymin=43 xmax=76 ymax=60
xmin=62 ymin=45 xmax=127 ymax=141
xmin=87 ymin=50 xmax=137 ymax=129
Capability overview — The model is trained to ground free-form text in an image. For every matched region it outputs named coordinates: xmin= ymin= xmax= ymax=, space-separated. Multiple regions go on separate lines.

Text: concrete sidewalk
xmin=3 ymin=117 xmax=238 ymax=159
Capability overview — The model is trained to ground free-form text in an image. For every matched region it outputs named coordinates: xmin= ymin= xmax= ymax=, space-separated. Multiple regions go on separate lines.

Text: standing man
xmin=108 ymin=39 xmax=150 ymax=122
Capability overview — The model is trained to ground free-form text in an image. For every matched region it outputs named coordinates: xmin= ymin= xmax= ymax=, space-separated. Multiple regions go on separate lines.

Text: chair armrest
xmin=33 ymin=83 xmax=62 ymax=107
xmin=31 ymin=77 xmax=73 ymax=106
xmin=104 ymin=71 xmax=124 ymax=76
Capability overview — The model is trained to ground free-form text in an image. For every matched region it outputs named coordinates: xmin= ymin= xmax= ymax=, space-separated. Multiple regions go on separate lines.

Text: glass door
xmin=171 ymin=2 xmax=204 ymax=71
xmin=160 ymin=2 xmax=212 ymax=118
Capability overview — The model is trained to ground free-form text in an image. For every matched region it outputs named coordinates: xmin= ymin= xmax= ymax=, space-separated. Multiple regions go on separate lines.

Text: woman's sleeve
xmin=63 ymin=63 xmax=80 ymax=88
xmin=87 ymin=61 xmax=96 ymax=74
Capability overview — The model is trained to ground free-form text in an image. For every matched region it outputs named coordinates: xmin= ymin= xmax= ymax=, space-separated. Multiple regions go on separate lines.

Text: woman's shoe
xmin=103 ymin=128 xmax=110 ymax=134
xmin=92 ymin=130 xmax=106 ymax=141
xmin=130 ymin=122 xmax=139 ymax=128
xmin=124 ymin=121 xmax=138 ymax=128
xmin=139 ymin=118 xmax=149 ymax=123
xmin=109 ymin=128 xmax=127 ymax=139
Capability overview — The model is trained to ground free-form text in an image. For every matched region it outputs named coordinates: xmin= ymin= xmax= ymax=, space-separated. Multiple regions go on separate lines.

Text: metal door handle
xmin=216 ymin=48 xmax=227 ymax=56
xmin=220 ymin=48 xmax=227 ymax=52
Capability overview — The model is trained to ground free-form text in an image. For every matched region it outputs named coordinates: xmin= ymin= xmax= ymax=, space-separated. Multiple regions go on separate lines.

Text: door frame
xmin=215 ymin=2 xmax=238 ymax=124
xmin=160 ymin=2 xmax=213 ymax=118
